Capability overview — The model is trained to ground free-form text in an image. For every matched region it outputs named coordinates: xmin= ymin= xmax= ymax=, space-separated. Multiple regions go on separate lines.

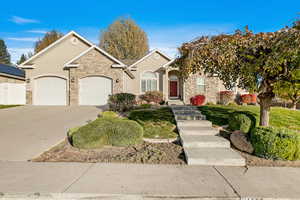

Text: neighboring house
xmin=0 ymin=64 xmax=26 ymax=104
xmin=18 ymin=31 xmax=232 ymax=106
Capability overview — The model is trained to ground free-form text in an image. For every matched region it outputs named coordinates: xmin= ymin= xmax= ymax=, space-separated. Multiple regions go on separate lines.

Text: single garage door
xmin=34 ymin=76 xmax=67 ymax=105
xmin=79 ymin=76 xmax=112 ymax=105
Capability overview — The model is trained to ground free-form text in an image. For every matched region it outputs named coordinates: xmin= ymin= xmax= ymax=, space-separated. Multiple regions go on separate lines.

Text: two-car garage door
xmin=34 ymin=76 xmax=112 ymax=105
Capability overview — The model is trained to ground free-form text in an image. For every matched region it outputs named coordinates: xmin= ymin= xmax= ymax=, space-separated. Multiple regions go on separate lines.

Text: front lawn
xmin=0 ymin=105 xmax=20 ymax=109
xmin=198 ymin=105 xmax=300 ymax=132
xmin=128 ymin=107 xmax=178 ymax=139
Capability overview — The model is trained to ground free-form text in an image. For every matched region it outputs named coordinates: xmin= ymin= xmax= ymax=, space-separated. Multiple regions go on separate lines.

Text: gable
xmin=130 ymin=51 xmax=171 ymax=71
xmin=23 ymin=34 xmax=91 ymax=67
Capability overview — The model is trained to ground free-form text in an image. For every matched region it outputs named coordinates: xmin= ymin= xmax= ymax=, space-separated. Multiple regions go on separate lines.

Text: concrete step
xmin=181 ymin=135 xmax=230 ymax=148
xmin=184 ymin=147 xmax=246 ymax=166
xmin=177 ymin=120 xmax=212 ymax=128
xmin=171 ymin=106 xmax=198 ymax=111
xmin=178 ymin=126 xmax=219 ymax=136
xmin=175 ymin=114 xmax=206 ymax=121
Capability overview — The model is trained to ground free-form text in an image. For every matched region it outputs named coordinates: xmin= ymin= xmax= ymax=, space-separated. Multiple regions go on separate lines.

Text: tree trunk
xmin=258 ymin=92 xmax=274 ymax=127
xmin=291 ymin=101 xmax=297 ymax=110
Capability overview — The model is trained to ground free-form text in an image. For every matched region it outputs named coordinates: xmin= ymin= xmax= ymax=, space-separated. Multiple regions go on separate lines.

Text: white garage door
xmin=79 ymin=76 xmax=112 ymax=105
xmin=0 ymin=83 xmax=26 ymax=105
xmin=34 ymin=76 xmax=67 ymax=105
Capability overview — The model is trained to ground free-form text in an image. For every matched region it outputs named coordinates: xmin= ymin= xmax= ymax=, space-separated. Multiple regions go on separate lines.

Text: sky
xmin=0 ymin=0 xmax=299 ymax=64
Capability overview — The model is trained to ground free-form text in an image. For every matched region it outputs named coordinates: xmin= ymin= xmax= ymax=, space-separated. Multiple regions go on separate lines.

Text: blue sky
xmin=1 ymin=0 xmax=299 ymax=63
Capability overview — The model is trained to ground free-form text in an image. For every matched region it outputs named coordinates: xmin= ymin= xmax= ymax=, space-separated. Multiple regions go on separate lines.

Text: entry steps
xmin=171 ymin=106 xmax=245 ymax=166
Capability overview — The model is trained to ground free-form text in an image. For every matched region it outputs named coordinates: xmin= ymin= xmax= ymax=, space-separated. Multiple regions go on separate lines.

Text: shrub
xmin=219 ymin=91 xmax=235 ymax=105
xmin=229 ymin=113 xmax=253 ymax=133
xmin=107 ymin=119 xmax=143 ymax=146
xmin=139 ymin=121 xmax=177 ymax=139
xmin=206 ymin=102 xmax=215 ymax=105
xmin=251 ymin=127 xmax=300 ymax=160
xmin=99 ymin=111 xmax=119 ymax=118
xmin=139 ymin=104 xmax=152 ymax=109
xmin=71 ymin=117 xmax=143 ymax=149
xmin=241 ymin=94 xmax=257 ymax=104
xmin=108 ymin=93 xmax=136 ymax=112
xmin=228 ymin=102 xmax=238 ymax=106
xmin=191 ymin=95 xmax=206 ymax=106
xmin=139 ymin=91 xmax=164 ymax=104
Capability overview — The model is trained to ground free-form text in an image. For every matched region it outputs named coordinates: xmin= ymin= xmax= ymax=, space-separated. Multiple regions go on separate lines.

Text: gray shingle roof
xmin=0 ymin=64 xmax=25 ymax=78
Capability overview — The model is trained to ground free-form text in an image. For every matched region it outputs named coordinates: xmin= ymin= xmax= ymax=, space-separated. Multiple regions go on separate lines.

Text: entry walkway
xmin=171 ymin=106 xmax=245 ymax=166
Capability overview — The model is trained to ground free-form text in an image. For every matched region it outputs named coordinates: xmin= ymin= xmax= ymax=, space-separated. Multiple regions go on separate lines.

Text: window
xmin=141 ymin=72 xmax=158 ymax=92
xmin=196 ymin=77 xmax=206 ymax=94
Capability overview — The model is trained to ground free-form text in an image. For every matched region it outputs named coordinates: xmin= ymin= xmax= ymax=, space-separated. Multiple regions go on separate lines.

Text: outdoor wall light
xmin=26 ymin=78 xmax=30 ymax=83
xmin=116 ymin=78 xmax=120 ymax=83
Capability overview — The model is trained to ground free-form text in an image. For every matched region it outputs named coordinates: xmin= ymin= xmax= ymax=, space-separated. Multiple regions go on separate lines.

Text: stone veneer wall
xmin=183 ymin=73 xmax=224 ymax=104
xmin=69 ymin=49 xmax=124 ymax=105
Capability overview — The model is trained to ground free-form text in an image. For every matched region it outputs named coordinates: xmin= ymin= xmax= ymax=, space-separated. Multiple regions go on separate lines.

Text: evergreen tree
xmin=17 ymin=54 xmax=27 ymax=65
xmin=99 ymin=17 xmax=149 ymax=61
xmin=0 ymin=39 xmax=11 ymax=65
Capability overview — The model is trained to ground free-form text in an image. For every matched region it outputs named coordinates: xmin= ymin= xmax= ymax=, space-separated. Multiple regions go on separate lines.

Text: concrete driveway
xmin=0 ymin=106 xmax=103 ymax=161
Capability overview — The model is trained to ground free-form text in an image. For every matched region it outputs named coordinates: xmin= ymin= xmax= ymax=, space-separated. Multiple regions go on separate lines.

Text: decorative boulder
xmin=230 ymin=130 xmax=254 ymax=154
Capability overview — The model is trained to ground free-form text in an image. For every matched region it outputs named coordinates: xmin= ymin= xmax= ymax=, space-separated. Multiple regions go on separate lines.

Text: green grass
xmin=198 ymin=105 xmax=300 ymax=132
xmin=0 ymin=105 xmax=20 ymax=109
xmin=128 ymin=107 xmax=178 ymax=139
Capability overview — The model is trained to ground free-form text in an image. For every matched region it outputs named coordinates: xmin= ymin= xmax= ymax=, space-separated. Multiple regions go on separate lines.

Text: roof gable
xmin=18 ymin=31 xmax=93 ymax=68
xmin=128 ymin=49 xmax=172 ymax=70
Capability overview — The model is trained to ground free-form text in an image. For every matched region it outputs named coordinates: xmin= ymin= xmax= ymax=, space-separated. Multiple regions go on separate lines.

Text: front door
xmin=169 ymin=81 xmax=178 ymax=97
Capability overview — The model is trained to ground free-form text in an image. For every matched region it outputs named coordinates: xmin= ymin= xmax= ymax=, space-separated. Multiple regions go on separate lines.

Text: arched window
xmin=141 ymin=71 xmax=158 ymax=93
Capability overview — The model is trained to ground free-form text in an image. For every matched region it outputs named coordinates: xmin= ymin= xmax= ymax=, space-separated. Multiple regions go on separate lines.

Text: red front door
xmin=170 ymin=81 xmax=178 ymax=97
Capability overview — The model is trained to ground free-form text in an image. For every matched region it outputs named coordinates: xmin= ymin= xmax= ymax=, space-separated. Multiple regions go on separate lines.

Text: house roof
xmin=0 ymin=64 xmax=25 ymax=78
xmin=128 ymin=49 xmax=173 ymax=70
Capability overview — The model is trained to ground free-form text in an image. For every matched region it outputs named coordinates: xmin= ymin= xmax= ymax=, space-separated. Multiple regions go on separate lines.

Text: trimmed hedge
xmin=71 ymin=117 xmax=143 ymax=149
xmin=139 ymin=121 xmax=177 ymax=139
xmin=251 ymin=126 xmax=300 ymax=161
xmin=229 ymin=113 xmax=253 ymax=133
xmin=100 ymin=111 xmax=119 ymax=118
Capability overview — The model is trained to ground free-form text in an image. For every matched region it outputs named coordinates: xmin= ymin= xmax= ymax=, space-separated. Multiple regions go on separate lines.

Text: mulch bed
xmin=237 ymin=150 xmax=300 ymax=167
xmin=31 ymin=139 xmax=186 ymax=165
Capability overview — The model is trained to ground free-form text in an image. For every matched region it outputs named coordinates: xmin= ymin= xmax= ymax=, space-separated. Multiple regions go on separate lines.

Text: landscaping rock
xmin=230 ymin=131 xmax=254 ymax=154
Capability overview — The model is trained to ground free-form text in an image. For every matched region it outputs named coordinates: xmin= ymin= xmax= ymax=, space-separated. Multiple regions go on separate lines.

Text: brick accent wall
xmin=69 ymin=49 xmax=124 ymax=105
xmin=183 ymin=73 xmax=225 ymax=104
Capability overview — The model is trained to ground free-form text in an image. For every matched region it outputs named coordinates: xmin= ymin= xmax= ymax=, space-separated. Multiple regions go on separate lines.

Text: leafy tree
xmin=176 ymin=27 xmax=300 ymax=126
xmin=274 ymin=70 xmax=300 ymax=110
xmin=0 ymin=39 xmax=11 ymax=64
xmin=99 ymin=17 xmax=149 ymax=60
xmin=34 ymin=30 xmax=63 ymax=53
xmin=17 ymin=54 xmax=27 ymax=65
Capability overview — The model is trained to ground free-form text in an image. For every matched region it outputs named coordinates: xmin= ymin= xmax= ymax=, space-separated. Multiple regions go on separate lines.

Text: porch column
xmin=165 ymin=69 xmax=169 ymax=101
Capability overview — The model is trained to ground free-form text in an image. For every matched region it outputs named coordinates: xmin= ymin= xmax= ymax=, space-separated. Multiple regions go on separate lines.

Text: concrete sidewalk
xmin=0 ymin=162 xmax=300 ymax=199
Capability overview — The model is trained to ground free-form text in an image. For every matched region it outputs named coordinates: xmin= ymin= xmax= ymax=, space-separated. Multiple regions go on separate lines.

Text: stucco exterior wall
xmin=125 ymin=52 xmax=170 ymax=98
xmin=69 ymin=48 xmax=124 ymax=105
xmin=24 ymin=34 xmax=90 ymax=104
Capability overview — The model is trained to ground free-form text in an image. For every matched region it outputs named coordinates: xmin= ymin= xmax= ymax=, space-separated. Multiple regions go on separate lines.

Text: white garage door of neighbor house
xmin=34 ymin=76 xmax=67 ymax=105
xmin=79 ymin=76 xmax=112 ymax=105
xmin=0 ymin=83 xmax=26 ymax=105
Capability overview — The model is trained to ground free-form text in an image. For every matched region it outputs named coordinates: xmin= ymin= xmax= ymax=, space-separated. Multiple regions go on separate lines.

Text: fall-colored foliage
xmin=99 ymin=17 xmax=149 ymax=61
